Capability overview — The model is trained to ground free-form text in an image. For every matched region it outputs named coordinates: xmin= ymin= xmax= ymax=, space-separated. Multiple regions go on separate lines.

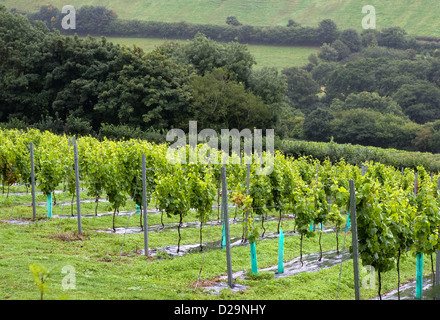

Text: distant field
xmin=106 ymin=37 xmax=318 ymax=70
xmin=2 ymin=0 xmax=440 ymax=36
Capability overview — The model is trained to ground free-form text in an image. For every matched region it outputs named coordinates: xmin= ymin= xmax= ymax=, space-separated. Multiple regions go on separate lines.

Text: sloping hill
xmin=2 ymin=0 xmax=440 ymax=36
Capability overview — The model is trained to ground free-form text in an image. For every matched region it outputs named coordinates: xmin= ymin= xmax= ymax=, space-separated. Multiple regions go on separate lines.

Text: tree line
xmin=0 ymin=6 xmax=283 ymax=142
xmin=26 ymin=4 xmax=329 ymax=46
xmin=297 ymin=28 xmax=440 ymax=154
xmin=3 ymin=5 xmax=440 ymax=154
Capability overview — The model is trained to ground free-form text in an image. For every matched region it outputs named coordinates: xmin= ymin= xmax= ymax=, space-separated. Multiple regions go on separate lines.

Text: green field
xmin=106 ymin=37 xmax=318 ymax=69
xmin=2 ymin=0 xmax=440 ymax=36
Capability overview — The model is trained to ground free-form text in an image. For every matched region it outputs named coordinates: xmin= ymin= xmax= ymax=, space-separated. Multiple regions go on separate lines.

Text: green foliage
xmin=1 ymin=128 xmax=439 ymax=299
xmin=411 ymin=167 xmax=440 ymax=256
xmin=279 ymin=138 xmax=440 ymax=172
xmin=287 ymin=19 xmax=299 ymax=28
xmin=355 ymin=175 xmax=396 ymax=274
xmin=324 ymin=57 xmax=432 ymax=101
xmin=4 ymin=4 xmax=440 ymax=159
xmin=338 ymin=29 xmax=361 ymax=53
xmin=329 ymin=108 xmax=418 ymax=149
xmin=187 ymin=161 xmax=216 ymax=248
xmin=281 ymin=67 xmax=320 ymax=114
xmin=360 ymin=29 xmax=378 ymax=48
xmin=334 ymin=92 xmax=405 ymax=117
xmin=318 ymin=43 xmax=339 ymax=62
xmin=303 ymin=108 xmax=334 ymax=142
xmin=331 ymin=40 xmax=351 ymax=61
xmin=247 ymin=67 xmax=288 ymax=106
xmin=29 ymin=263 xmax=58 ymax=300
xmin=413 ymin=120 xmax=440 ymax=153
xmin=65 ymin=115 xmax=93 ymax=136
xmin=360 ymin=46 xmax=415 ymax=60
xmin=377 ymin=27 xmax=409 ymax=49
xmin=249 ymin=167 xmax=272 ymax=218
xmin=310 ymin=61 xmax=339 ymax=86
xmin=226 ymin=16 xmax=242 ymax=27
xmin=317 ymin=19 xmax=339 ymax=44
xmin=75 ymin=6 xmax=118 ymax=34
xmin=392 ymin=82 xmax=440 ymax=124
xmin=170 ymin=33 xmax=256 ymax=83
xmin=29 ymin=5 xmax=60 ymax=30
xmin=188 ymin=68 xmax=274 ymax=131
xmin=155 ymin=164 xmax=190 ymax=252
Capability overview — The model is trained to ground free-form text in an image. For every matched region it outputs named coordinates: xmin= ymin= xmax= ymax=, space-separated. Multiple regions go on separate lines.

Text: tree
xmin=325 ymin=58 xmax=384 ymax=101
xmin=0 ymin=7 xmax=53 ymax=123
xmin=303 ymin=108 xmax=334 ymax=142
xmin=338 ymin=29 xmax=362 ymax=52
xmin=330 ymin=108 xmax=417 ymax=149
xmin=311 ymin=61 xmax=339 ymax=86
xmin=188 ymin=68 xmax=274 ymax=131
xmin=281 ymin=67 xmax=320 ymax=114
xmin=287 ymin=19 xmax=299 ymax=27
xmin=331 ymin=39 xmax=351 ymax=61
xmin=318 ymin=43 xmax=339 ymax=62
xmin=337 ymin=91 xmax=405 ymax=117
xmin=74 ymin=5 xmax=118 ymax=34
xmin=246 ymin=67 xmax=289 ymax=132
xmin=277 ymin=107 xmax=304 ymax=139
xmin=65 ymin=115 xmax=93 ymax=136
xmin=28 ymin=5 xmax=61 ymax=30
xmin=226 ymin=16 xmax=242 ymax=26
xmin=377 ymin=27 xmax=408 ymax=49
xmin=392 ymin=82 xmax=440 ymax=124
xmin=427 ymin=121 xmax=440 ymax=153
xmin=317 ymin=19 xmax=338 ymax=44
xmin=94 ymin=48 xmax=192 ymax=130
xmin=414 ymin=126 xmax=435 ymax=152
xmin=361 ymin=29 xmax=378 ymax=47
xmin=247 ymin=67 xmax=288 ymax=106
xmin=172 ymin=33 xmax=255 ymax=83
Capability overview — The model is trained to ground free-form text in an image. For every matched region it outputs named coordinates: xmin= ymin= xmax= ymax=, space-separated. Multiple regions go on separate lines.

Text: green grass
xmin=0 ymin=189 xmax=437 ymax=300
xmin=105 ymin=36 xmax=317 ymax=69
xmin=3 ymin=0 xmax=440 ymax=36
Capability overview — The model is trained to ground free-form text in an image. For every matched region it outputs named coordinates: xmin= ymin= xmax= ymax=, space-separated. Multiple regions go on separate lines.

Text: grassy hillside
xmin=107 ymin=37 xmax=317 ymax=69
xmin=2 ymin=0 xmax=440 ymax=36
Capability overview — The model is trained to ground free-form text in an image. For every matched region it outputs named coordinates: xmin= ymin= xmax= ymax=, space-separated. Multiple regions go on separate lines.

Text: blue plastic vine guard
xmin=47 ymin=193 xmax=52 ymax=218
xmin=416 ymin=253 xmax=423 ymax=299
xmin=221 ymin=221 xmax=226 ymax=250
xmin=278 ymin=229 xmax=285 ymax=274
xmin=136 ymin=204 xmax=140 ymax=213
xmin=250 ymin=237 xmax=258 ymax=274
xmin=309 ymin=221 xmax=313 ymax=231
